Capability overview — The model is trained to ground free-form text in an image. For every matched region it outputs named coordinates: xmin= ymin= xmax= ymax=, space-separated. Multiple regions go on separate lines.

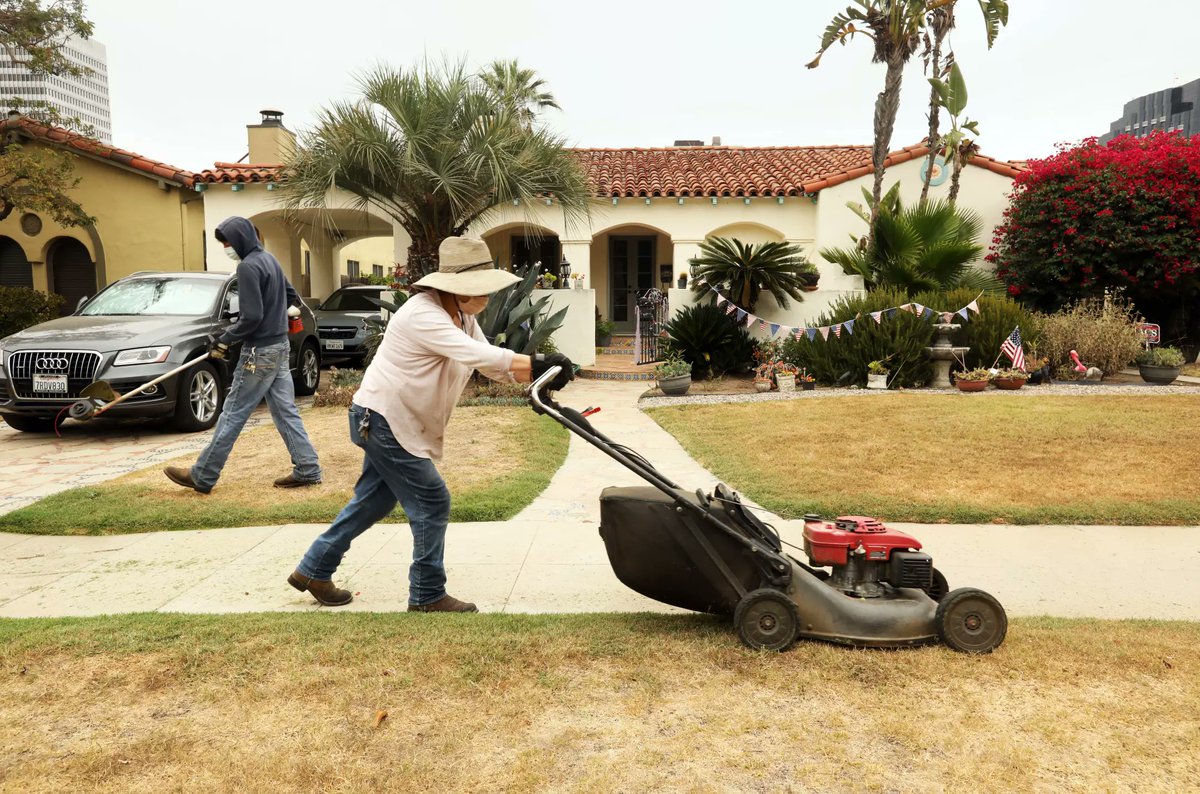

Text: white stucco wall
xmin=530 ymin=288 xmax=596 ymax=366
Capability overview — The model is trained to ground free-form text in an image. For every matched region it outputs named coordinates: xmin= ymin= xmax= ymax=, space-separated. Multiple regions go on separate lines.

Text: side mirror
xmin=222 ymin=310 xmax=240 ymax=320
xmin=75 ymin=295 xmax=89 ymax=313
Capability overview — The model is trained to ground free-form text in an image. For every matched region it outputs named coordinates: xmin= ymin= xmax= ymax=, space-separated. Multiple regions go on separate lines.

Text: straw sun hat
xmin=412 ymin=236 xmax=521 ymax=296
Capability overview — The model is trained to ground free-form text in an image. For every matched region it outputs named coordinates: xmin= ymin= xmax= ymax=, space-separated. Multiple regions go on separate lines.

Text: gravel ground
xmin=640 ymin=380 xmax=1200 ymax=408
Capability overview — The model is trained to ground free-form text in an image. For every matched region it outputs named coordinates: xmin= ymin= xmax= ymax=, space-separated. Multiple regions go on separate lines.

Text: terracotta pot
xmin=800 ymin=284 xmax=819 ymax=292
xmin=955 ymin=379 xmax=989 ymax=392
xmin=991 ymin=376 xmax=1027 ymax=390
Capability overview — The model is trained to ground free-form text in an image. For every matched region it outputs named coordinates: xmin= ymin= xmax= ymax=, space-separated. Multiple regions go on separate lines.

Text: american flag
xmin=1000 ymin=326 xmax=1025 ymax=371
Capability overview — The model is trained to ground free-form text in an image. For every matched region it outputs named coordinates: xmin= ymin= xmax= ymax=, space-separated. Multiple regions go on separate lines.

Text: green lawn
xmin=648 ymin=393 xmax=1200 ymax=524
xmin=0 ymin=406 xmax=568 ymax=535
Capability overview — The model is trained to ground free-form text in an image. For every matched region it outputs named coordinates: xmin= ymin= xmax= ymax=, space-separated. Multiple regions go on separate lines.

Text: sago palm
xmin=688 ymin=237 xmax=814 ymax=313
xmin=280 ymin=59 xmax=590 ymax=277
xmin=820 ymin=199 xmax=1001 ymax=296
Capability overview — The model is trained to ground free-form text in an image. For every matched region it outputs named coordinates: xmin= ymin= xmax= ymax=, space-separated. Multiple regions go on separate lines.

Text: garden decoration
xmin=1135 ymin=346 xmax=1185 ymax=385
xmin=954 ymin=368 xmax=991 ymax=392
xmin=694 ymin=277 xmax=982 ymax=346
xmin=990 ymin=368 xmax=1028 ymax=390
xmin=924 ymin=322 xmax=969 ymax=388
xmin=798 ymin=369 xmax=816 ymax=390
xmin=866 ymin=360 xmax=890 ymax=390
xmin=654 ymin=355 xmax=692 ymax=396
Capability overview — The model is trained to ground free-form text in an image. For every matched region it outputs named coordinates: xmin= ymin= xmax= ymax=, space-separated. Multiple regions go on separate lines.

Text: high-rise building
xmin=1 ymin=37 xmax=111 ymax=143
xmin=1101 ymin=78 xmax=1198 ymax=144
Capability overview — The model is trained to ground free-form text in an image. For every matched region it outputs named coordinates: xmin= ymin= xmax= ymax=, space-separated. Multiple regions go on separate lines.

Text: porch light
xmin=743 ymin=197 xmax=751 ymax=205
xmin=612 ymin=197 xmax=618 ymax=205
xmin=545 ymin=197 xmax=552 ymax=206
xmin=560 ymin=258 xmax=571 ymax=279
xmin=644 ymin=197 xmax=651 ymax=205
xmin=193 ymin=183 xmax=207 ymax=192
xmin=677 ymin=197 xmax=684 ymax=205
xmin=512 ymin=199 xmax=520 ymax=206
xmin=710 ymin=197 xmax=718 ymax=206
xmin=777 ymin=196 xmax=784 ymax=204
xmin=689 ymin=260 xmax=699 ymax=279
xmin=267 ymin=183 xmax=278 ymax=191
xmin=231 ymin=183 xmax=244 ymax=192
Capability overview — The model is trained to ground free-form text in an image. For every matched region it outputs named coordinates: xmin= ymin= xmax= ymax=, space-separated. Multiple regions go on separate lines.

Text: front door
xmin=608 ymin=236 xmax=656 ymax=333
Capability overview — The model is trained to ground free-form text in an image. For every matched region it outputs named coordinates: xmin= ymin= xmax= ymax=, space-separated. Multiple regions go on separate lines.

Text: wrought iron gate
xmin=634 ymin=288 xmax=668 ymax=365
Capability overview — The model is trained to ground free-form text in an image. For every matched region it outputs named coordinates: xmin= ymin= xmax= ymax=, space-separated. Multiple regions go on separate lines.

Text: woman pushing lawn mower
xmin=526 ymin=366 xmax=1008 ymax=654
xmin=289 ymin=237 xmax=574 ymax=612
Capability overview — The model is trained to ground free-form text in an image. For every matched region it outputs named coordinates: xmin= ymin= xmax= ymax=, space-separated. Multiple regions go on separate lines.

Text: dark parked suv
xmin=0 ymin=271 xmax=321 ymax=433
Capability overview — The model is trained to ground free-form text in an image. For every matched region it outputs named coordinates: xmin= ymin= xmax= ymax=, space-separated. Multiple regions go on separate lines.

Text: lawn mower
xmin=529 ymin=367 xmax=1007 ymax=653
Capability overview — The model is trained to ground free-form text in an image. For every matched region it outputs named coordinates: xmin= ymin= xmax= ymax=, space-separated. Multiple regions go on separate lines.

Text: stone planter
xmin=866 ymin=373 xmax=888 ymax=390
xmin=658 ymin=374 xmax=692 ymax=396
xmin=775 ymin=373 xmax=796 ymax=392
xmin=955 ymin=379 xmax=989 ymax=392
xmin=1138 ymin=364 xmax=1180 ymax=385
xmin=991 ymin=376 xmax=1028 ymax=390
xmin=754 ymin=380 xmax=773 ymax=393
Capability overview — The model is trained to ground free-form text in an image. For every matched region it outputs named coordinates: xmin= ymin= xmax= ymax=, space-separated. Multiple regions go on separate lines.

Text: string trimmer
xmin=67 ymin=354 xmax=212 ymax=423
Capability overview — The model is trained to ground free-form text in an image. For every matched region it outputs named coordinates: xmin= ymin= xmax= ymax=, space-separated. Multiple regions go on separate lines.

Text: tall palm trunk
xmin=920 ymin=35 xmax=948 ymax=203
xmin=868 ymin=54 xmax=907 ymax=229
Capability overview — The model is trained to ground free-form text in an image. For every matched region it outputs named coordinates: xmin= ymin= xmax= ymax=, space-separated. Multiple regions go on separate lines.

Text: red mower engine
xmin=803 ymin=515 xmax=935 ymax=598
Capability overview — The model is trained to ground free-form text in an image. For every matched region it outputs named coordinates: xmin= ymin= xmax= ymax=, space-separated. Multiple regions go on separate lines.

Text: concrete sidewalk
xmin=3 ymin=379 xmax=1199 ymax=620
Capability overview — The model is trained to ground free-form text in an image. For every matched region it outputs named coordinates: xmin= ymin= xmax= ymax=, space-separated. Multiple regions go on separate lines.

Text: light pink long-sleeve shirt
xmin=353 ymin=290 xmax=515 ymax=461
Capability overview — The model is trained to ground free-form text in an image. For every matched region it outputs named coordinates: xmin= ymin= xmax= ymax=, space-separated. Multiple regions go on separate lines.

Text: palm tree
xmin=480 ymin=59 xmax=561 ymax=127
xmin=807 ymin=1 xmax=1009 ymax=224
xmin=280 ymin=60 xmax=590 ymax=278
xmin=688 ymin=237 xmax=815 ymax=313
xmin=819 ymin=198 xmax=1001 ymax=296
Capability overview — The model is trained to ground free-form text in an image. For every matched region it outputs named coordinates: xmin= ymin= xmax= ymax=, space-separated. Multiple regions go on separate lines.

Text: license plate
xmin=33 ymin=374 xmax=68 ymax=393
xmin=325 ymin=340 xmax=344 ymax=350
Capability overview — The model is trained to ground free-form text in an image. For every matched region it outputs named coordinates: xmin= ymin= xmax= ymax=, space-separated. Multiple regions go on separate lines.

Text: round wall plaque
xmin=20 ymin=213 xmax=42 ymax=236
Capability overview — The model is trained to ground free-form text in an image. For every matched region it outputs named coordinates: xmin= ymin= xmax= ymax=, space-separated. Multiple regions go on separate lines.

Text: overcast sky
xmin=87 ymin=0 xmax=1197 ymax=172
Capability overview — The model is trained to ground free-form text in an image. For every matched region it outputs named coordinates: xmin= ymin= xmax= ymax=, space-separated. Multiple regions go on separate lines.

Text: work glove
xmin=532 ymin=352 xmax=575 ymax=392
xmin=208 ymin=336 xmax=231 ymax=361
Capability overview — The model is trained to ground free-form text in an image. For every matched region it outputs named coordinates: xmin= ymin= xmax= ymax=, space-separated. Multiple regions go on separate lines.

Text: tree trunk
xmin=407 ymin=237 xmax=440 ymax=279
xmin=920 ymin=46 xmax=945 ymax=203
xmin=868 ymin=56 xmax=906 ymax=230
xmin=948 ymin=158 xmax=962 ymax=204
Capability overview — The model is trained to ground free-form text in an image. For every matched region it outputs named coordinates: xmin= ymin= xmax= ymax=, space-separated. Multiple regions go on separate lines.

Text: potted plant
xmin=798 ymin=262 xmax=821 ymax=292
xmin=866 ymin=360 xmax=889 ymax=390
xmin=676 ymin=272 xmax=688 ymax=289
xmin=595 ymin=311 xmax=615 ymax=347
xmin=1135 ymin=346 xmax=1185 ymax=385
xmin=797 ymin=369 xmax=816 ymax=391
xmin=655 ymin=355 xmax=693 ymax=395
xmin=537 ymin=273 xmax=557 ymax=290
xmin=571 ymin=273 xmax=586 ymax=290
xmin=774 ymin=361 xmax=799 ymax=392
xmin=954 ymin=368 xmax=992 ymax=392
xmin=990 ymin=367 xmax=1029 ymax=390
xmin=753 ymin=362 xmax=776 ymax=392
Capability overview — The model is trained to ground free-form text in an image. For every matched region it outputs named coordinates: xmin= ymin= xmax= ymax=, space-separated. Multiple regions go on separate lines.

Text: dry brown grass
xmin=0 ymin=614 xmax=1196 ymax=791
xmin=649 ymin=393 xmax=1200 ymax=524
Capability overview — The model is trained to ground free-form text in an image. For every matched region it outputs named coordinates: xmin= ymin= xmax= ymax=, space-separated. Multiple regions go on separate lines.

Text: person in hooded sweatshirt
xmin=164 ymin=216 xmax=322 ymax=494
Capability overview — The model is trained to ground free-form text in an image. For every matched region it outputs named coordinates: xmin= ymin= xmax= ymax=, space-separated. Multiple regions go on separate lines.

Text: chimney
xmin=711 ymin=136 xmax=722 ymax=146
xmin=672 ymin=139 xmax=704 ymax=147
xmin=247 ymin=108 xmax=295 ymax=164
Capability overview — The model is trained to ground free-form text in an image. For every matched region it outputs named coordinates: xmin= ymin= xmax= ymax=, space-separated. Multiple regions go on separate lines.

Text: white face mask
xmin=223 ymin=247 xmax=240 ymax=263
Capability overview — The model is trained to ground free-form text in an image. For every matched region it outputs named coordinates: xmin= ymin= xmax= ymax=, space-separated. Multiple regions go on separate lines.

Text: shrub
xmin=780 ymin=289 xmax=933 ymax=388
xmin=0 ymin=287 xmax=64 ymax=340
xmin=460 ymin=378 xmax=528 ymax=406
xmin=988 ymin=132 xmax=1200 ymax=344
xmin=654 ymin=355 xmax=692 ymax=379
xmin=1039 ymin=293 xmax=1144 ymax=377
xmin=313 ymin=366 xmax=363 ymax=407
xmin=1135 ymin=346 xmax=1186 ymax=368
xmin=663 ymin=302 xmax=755 ymax=377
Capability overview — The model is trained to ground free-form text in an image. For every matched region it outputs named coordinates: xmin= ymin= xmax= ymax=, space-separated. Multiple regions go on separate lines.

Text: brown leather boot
xmin=287 ymin=570 xmax=353 ymax=606
xmin=408 ymin=594 xmax=478 ymax=613
xmin=274 ymin=473 xmax=322 ymax=489
xmin=164 ymin=466 xmax=211 ymax=494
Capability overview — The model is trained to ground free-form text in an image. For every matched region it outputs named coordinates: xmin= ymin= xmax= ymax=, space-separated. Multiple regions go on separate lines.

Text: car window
xmin=80 ymin=277 xmax=224 ymax=316
xmin=322 ymin=289 xmax=382 ymax=311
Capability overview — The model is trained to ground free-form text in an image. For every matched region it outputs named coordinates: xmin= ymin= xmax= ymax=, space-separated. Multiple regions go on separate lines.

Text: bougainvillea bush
xmin=987 ymin=132 xmax=1200 ymax=345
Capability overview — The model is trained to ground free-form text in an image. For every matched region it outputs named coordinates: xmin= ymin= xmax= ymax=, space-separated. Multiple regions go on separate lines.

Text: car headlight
xmin=114 ymin=346 xmax=172 ymax=366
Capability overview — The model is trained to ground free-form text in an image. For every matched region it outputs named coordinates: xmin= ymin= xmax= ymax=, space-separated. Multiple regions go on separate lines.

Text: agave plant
xmin=688 ymin=237 xmax=813 ymax=313
xmin=476 ymin=265 xmax=567 ymax=355
xmin=820 ymin=198 xmax=1001 ymax=296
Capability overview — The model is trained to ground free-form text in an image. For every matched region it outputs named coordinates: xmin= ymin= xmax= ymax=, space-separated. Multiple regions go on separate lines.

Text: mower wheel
xmin=926 ymin=568 xmax=949 ymax=602
xmin=734 ymin=588 xmax=799 ymax=652
xmin=935 ymin=588 xmax=1007 ymax=654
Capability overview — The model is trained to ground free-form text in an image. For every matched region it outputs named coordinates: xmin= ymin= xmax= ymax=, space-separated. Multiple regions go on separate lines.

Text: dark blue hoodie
xmin=216 ymin=216 xmax=300 ymax=347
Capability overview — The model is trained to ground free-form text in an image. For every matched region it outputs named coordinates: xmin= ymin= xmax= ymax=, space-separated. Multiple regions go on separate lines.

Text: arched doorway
xmin=48 ymin=237 xmax=96 ymax=315
xmin=0 ymin=236 xmax=32 ymax=288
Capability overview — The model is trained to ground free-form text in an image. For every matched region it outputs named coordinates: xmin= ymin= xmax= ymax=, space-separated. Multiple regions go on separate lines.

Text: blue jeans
xmin=296 ymin=404 xmax=452 ymax=606
xmin=191 ymin=341 xmax=321 ymax=490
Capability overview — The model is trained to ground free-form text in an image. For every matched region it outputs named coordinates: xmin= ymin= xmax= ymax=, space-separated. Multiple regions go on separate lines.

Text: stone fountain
xmin=925 ymin=323 xmax=970 ymax=389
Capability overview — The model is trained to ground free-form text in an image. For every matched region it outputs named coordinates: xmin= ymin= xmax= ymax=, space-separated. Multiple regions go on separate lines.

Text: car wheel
xmin=1 ymin=413 xmax=56 ymax=433
xmin=172 ymin=361 xmax=223 ymax=432
xmin=294 ymin=341 xmax=320 ymax=396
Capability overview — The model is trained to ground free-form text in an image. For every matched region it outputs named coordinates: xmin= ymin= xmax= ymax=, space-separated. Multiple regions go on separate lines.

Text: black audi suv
xmin=0 ymin=271 xmax=321 ymax=433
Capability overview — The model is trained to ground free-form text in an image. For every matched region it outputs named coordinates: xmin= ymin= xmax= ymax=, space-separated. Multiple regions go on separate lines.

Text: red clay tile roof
xmin=190 ymin=143 xmax=1029 ymax=194
xmin=194 ymin=162 xmax=285 ymax=183
xmin=0 ymin=115 xmax=194 ymax=186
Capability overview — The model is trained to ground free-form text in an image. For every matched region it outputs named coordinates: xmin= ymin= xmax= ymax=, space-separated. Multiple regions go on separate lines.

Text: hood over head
xmin=216 ymin=216 xmax=262 ymax=260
